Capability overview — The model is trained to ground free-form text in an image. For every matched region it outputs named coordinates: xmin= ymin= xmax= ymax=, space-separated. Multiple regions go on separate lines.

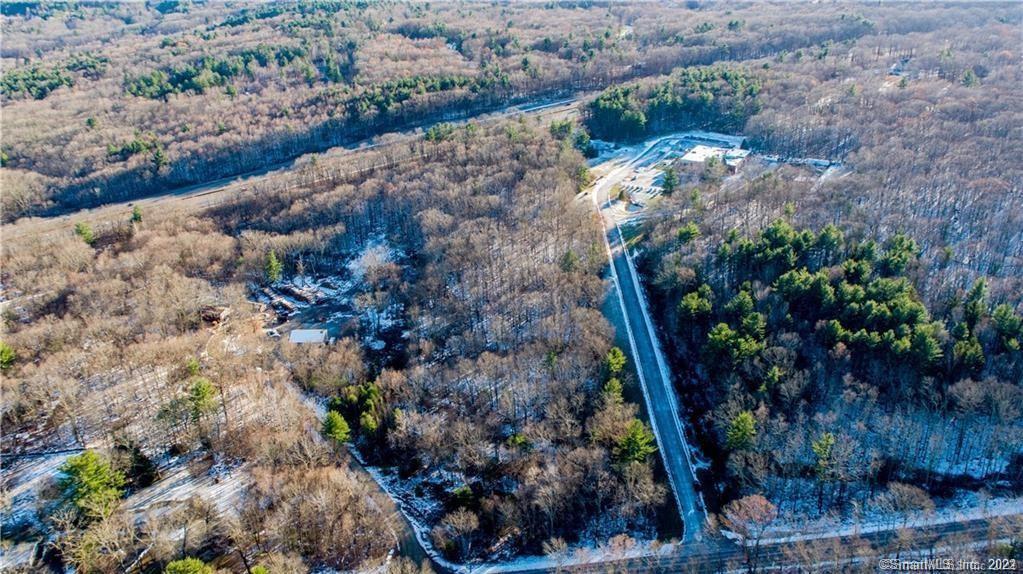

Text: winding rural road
xmin=591 ymin=137 xmax=706 ymax=543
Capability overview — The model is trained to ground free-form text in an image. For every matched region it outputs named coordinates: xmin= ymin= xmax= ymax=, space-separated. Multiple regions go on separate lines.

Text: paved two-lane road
xmin=500 ymin=515 xmax=1022 ymax=573
xmin=590 ymin=138 xmax=705 ymax=543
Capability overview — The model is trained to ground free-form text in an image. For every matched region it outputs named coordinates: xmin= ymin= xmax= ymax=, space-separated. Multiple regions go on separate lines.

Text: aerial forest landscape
xmin=0 ymin=1 xmax=1021 ymax=573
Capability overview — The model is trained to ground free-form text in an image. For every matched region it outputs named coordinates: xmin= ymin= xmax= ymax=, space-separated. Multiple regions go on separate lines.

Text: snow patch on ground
xmin=471 ymin=538 xmax=679 ymax=574
xmin=2 ymin=451 xmax=75 ymax=533
xmin=124 ymin=458 xmax=249 ymax=519
xmin=347 ymin=239 xmax=396 ymax=282
xmin=741 ymin=492 xmax=1023 ymax=545
xmin=351 ymin=446 xmax=669 ymax=572
xmin=1 ymin=449 xmax=249 ymax=573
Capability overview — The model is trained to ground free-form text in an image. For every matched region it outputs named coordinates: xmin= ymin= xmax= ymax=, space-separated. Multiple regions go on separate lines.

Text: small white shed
xmin=288 ymin=329 xmax=328 ymax=344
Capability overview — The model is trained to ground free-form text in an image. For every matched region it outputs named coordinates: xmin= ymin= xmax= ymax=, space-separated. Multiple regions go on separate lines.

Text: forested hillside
xmin=1 ymin=122 xmax=665 ymax=568
xmin=2 ymin=2 xmax=1022 ymax=571
xmin=204 ymin=122 xmax=668 ymax=559
xmin=640 ymin=216 xmax=1023 ymax=518
xmin=589 ymin=4 xmax=1020 ymax=307
xmin=570 ymin=0 xmax=1022 ymax=531
xmin=586 ymin=66 xmax=762 ymax=140
xmin=3 ymin=2 xmax=887 ymax=219
xmin=1 ymin=213 xmax=406 ymax=571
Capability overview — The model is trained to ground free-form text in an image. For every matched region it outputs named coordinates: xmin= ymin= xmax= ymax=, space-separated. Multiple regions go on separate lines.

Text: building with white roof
xmin=680 ymin=144 xmax=729 ymax=164
xmin=288 ymin=329 xmax=328 ymax=344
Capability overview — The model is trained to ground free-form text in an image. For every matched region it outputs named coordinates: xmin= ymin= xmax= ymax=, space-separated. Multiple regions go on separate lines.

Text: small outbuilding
xmin=288 ymin=329 xmax=328 ymax=344
xmin=724 ymin=149 xmax=751 ymax=171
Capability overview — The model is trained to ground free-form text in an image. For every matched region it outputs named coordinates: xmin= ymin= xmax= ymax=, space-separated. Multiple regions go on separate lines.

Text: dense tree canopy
xmin=1 ymin=1 xmax=902 ymax=219
xmin=586 ymin=66 xmax=762 ymax=140
xmin=2 ymin=122 xmax=667 ymax=566
xmin=640 ymin=215 xmax=1023 ymax=515
xmin=2 ymin=1 xmax=1021 ymax=569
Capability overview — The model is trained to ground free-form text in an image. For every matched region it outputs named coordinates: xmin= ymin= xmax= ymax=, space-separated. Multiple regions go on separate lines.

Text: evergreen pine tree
xmin=606 ymin=347 xmax=627 ymax=376
xmin=58 ymin=450 xmax=126 ymax=520
xmin=264 ymin=250 xmax=283 ymax=283
xmin=188 ymin=378 xmax=217 ymax=422
xmin=726 ymin=411 xmax=757 ymax=450
xmin=0 ymin=341 xmax=14 ymax=371
xmin=152 ymin=146 xmax=168 ymax=172
xmin=662 ymin=166 xmax=679 ymax=195
xmin=614 ymin=419 xmax=657 ymax=464
xmin=323 ymin=411 xmax=351 ymax=444
xmin=164 ymin=558 xmax=213 ymax=574
xmin=74 ymin=222 xmax=95 ymax=245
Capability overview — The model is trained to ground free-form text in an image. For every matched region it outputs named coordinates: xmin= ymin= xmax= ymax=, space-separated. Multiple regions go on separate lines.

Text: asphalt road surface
xmin=591 ymin=138 xmax=705 ymax=544
xmin=547 ymin=516 xmax=1020 ymax=574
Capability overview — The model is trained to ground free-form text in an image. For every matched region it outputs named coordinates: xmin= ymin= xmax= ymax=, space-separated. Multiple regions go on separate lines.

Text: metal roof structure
xmin=288 ymin=329 xmax=328 ymax=344
xmin=680 ymin=144 xmax=729 ymax=163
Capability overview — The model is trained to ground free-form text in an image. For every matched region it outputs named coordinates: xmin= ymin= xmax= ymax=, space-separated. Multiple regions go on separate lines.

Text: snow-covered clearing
xmin=258 ymin=235 xmax=408 ymax=350
xmin=347 ymin=238 xmax=397 ymax=281
xmin=123 ymin=460 xmax=249 ymax=519
xmin=2 ymin=451 xmax=77 ymax=532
